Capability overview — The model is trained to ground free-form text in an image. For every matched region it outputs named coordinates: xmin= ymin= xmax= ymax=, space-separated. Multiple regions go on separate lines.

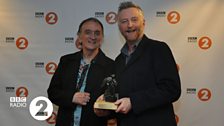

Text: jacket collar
xmin=125 ymin=34 xmax=148 ymax=67
xmin=72 ymin=49 xmax=108 ymax=67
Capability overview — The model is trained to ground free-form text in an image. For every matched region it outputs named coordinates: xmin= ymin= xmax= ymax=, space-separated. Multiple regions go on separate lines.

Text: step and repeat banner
xmin=0 ymin=0 xmax=224 ymax=126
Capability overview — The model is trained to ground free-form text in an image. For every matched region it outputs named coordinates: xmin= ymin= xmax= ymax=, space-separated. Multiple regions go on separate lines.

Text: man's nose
xmin=89 ymin=32 xmax=97 ymax=39
xmin=127 ymin=20 xmax=133 ymax=27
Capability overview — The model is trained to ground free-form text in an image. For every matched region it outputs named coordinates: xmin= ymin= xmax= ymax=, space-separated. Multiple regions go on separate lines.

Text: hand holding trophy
xmin=94 ymin=74 xmax=118 ymax=110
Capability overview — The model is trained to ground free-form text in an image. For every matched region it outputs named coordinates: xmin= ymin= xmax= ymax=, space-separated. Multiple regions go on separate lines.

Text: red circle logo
xmin=45 ymin=62 xmax=58 ymax=75
xmin=167 ymin=11 xmax=180 ymax=24
xmin=45 ymin=12 xmax=58 ymax=25
xmin=198 ymin=36 xmax=212 ymax=50
xmin=16 ymin=37 xmax=29 ymax=50
xmin=16 ymin=86 xmax=28 ymax=97
xmin=198 ymin=88 xmax=212 ymax=101
xmin=106 ymin=12 xmax=117 ymax=24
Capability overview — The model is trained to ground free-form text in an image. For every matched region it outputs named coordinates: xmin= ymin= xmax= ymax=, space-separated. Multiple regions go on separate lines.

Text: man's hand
xmin=72 ymin=92 xmax=90 ymax=106
xmin=115 ymin=97 xmax=132 ymax=114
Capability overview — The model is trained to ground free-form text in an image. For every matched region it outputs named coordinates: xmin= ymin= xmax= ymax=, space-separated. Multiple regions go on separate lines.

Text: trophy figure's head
xmin=102 ymin=74 xmax=118 ymax=102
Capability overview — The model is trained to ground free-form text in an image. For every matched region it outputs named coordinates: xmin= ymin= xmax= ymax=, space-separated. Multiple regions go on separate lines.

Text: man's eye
xmin=85 ymin=30 xmax=92 ymax=35
xmin=120 ymin=20 xmax=128 ymax=24
xmin=131 ymin=17 xmax=138 ymax=22
xmin=94 ymin=31 xmax=100 ymax=36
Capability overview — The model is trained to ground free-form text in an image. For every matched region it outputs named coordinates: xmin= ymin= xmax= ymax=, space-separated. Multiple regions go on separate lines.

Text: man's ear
xmin=75 ymin=38 xmax=82 ymax=49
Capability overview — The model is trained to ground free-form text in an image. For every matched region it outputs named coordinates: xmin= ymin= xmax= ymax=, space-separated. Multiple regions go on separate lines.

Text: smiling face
xmin=118 ymin=7 xmax=145 ymax=44
xmin=78 ymin=20 xmax=103 ymax=51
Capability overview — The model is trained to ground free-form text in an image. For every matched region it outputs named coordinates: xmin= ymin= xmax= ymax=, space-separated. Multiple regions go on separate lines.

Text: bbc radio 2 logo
xmin=35 ymin=61 xmax=58 ymax=75
xmin=7 ymin=86 xmax=53 ymax=120
xmin=188 ymin=36 xmax=212 ymax=50
xmin=156 ymin=11 xmax=181 ymax=24
xmin=94 ymin=11 xmax=117 ymax=25
xmin=5 ymin=36 xmax=29 ymax=50
xmin=35 ymin=11 xmax=58 ymax=25
xmin=186 ymin=88 xmax=212 ymax=102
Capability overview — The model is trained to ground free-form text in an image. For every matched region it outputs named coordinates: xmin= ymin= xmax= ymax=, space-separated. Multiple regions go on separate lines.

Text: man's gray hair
xmin=118 ymin=1 xmax=143 ymax=14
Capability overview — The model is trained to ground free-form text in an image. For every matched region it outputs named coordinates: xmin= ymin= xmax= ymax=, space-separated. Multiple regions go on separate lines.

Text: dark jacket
xmin=47 ymin=49 xmax=114 ymax=126
xmin=115 ymin=35 xmax=181 ymax=126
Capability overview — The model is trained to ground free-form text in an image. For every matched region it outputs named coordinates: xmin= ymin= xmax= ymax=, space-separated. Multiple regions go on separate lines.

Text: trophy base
xmin=94 ymin=101 xmax=117 ymax=110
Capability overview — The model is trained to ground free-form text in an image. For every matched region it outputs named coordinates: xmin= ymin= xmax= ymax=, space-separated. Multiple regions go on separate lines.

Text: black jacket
xmin=115 ymin=35 xmax=181 ymax=126
xmin=47 ymin=49 xmax=114 ymax=126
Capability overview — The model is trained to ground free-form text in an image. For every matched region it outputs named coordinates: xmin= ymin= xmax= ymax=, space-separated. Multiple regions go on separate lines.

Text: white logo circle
xmin=29 ymin=96 xmax=53 ymax=120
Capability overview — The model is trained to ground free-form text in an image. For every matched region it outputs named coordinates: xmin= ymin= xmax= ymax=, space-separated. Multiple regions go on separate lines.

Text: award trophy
xmin=94 ymin=74 xmax=118 ymax=110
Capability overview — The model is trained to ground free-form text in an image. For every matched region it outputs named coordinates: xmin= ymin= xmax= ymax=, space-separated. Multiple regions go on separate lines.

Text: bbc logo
xmin=10 ymin=97 xmax=26 ymax=102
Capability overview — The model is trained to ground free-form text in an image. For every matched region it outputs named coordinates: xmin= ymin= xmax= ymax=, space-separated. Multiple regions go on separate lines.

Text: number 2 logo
xmin=16 ymin=37 xmax=28 ymax=50
xmin=45 ymin=62 xmax=57 ymax=75
xmin=16 ymin=87 xmax=28 ymax=97
xmin=106 ymin=12 xmax=117 ymax=24
xmin=29 ymin=96 xmax=53 ymax=120
xmin=198 ymin=88 xmax=211 ymax=101
xmin=198 ymin=36 xmax=212 ymax=50
xmin=167 ymin=11 xmax=180 ymax=24
xmin=35 ymin=100 xmax=48 ymax=116
xmin=45 ymin=12 xmax=58 ymax=25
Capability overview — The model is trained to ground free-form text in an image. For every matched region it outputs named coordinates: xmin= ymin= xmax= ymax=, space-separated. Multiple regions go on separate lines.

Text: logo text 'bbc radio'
xmin=10 ymin=97 xmax=27 ymax=108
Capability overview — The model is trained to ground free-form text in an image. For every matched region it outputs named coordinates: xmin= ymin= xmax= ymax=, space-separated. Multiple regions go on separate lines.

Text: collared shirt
xmin=74 ymin=58 xmax=90 ymax=126
xmin=121 ymin=40 xmax=141 ymax=64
